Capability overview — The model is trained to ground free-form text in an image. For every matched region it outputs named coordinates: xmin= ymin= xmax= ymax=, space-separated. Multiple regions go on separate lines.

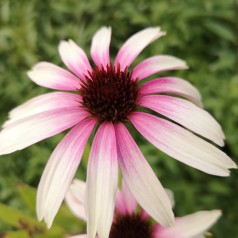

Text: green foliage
xmin=0 ymin=184 xmax=81 ymax=237
xmin=0 ymin=0 xmax=237 ymax=237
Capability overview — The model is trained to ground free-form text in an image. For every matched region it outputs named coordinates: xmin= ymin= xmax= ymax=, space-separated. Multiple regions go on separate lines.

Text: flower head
xmin=66 ymin=179 xmax=222 ymax=238
xmin=0 ymin=26 xmax=236 ymax=237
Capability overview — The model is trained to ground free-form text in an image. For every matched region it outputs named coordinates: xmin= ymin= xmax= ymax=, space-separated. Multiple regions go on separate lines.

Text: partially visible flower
xmin=0 ymin=26 xmax=235 ymax=237
xmin=65 ymin=179 xmax=222 ymax=238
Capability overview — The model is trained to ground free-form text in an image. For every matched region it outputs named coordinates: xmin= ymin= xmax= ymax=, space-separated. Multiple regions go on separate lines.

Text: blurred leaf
xmin=204 ymin=20 xmax=235 ymax=42
xmin=54 ymin=203 xmax=85 ymax=233
xmin=208 ymin=181 xmax=230 ymax=195
xmin=0 ymin=203 xmax=43 ymax=230
xmin=17 ymin=184 xmax=36 ymax=213
xmin=1 ymin=230 xmax=30 ymax=238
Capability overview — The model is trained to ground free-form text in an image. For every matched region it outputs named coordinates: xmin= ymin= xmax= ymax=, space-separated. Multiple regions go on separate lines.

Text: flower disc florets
xmin=78 ymin=64 xmax=140 ymax=123
xmin=109 ymin=214 xmax=152 ymax=238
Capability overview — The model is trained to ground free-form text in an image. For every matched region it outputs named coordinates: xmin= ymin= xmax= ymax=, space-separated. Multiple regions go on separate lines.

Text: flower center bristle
xmin=109 ymin=214 xmax=152 ymax=238
xmin=78 ymin=64 xmax=140 ymax=123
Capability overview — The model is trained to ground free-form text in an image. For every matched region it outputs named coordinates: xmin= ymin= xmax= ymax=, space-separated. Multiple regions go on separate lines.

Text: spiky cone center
xmin=78 ymin=64 xmax=140 ymax=123
xmin=109 ymin=214 xmax=152 ymax=238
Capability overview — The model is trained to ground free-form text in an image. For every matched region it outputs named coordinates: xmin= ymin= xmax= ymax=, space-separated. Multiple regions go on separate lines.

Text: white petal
xmin=165 ymin=189 xmax=175 ymax=208
xmin=65 ymin=179 xmax=87 ymax=221
xmin=115 ymin=123 xmax=174 ymax=227
xmin=4 ymin=92 xmax=81 ymax=128
xmin=91 ymin=27 xmax=111 ymax=68
xmin=130 ymin=112 xmax=237 ymax=176
xmin=140 ymin=77 xmax=202 ymax=107
xmin=0 ymin=107 xmax=89 ymax=155
xmin=132 ymin=55 xmax=188 ymax=80
xmin=158 ymin=210 xmax=221 ymax=238
xmin=85 ymin=123 xmax=118 ymax=238
xmin=68 ymin=235 xmax=88 ymax=238
xmin=114 ymin=27 xmax=165 ymax=71
xmin=59 ymin=40 xmax=92 ymax=80
xmin=139 ymin=95 xmax=225 ymax=146
xmin=37 ymin=118 xmax=96 ymax=227
xmin=27 ymin=62 xmax=80 ymax=90
xmin=192 ymin=235 xmax=205 ymax=238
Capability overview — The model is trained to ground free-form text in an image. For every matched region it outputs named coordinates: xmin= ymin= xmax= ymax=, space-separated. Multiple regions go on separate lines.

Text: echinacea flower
xmin=0 ymin=26 xmax=236 ymax=238
xmin=65 ymin=179 xmax=222 ymax=238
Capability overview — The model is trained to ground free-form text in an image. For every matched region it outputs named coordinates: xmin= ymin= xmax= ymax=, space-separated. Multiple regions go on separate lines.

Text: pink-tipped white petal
xmin=59 ymin=40 xmax=92 ymax=80
xmin=91 ymin=27 xmax=111 ymax=68
xmin=85 ymin=123 xmax=118 ymax=238
xmin=27 ymin=62 xmax=80 ymax=90
xmin=0 ymin=107 xmax=89 ymax=156
xmin=132 ymin=56 xmax=188 ymax=80
xmin=37 ymin=118 xmax=96 ymax=227
xmin=65 ymin=179 xmax=87 ymax=221
xmin=114 ymin=27 xmax=166 ymax=71
xmin=115 ymin=123 xmax=174 ymax=227
xmin=4 ymin=92 xmax=82 ymax=128
xmin=140 ymin=77 xmax=202 ymax=107
xmin=115 ymin=180 xmax=137 ymax=215
xmin=130 ymin=112 xmax=237 ymax=176
xmin=155 ymin=210 xmax=221 ymax=238
xmin=139 ymin=95 xmax=225 ymax=146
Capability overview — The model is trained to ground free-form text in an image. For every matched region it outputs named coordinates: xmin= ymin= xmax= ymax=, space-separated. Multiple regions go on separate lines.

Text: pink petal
xmin=4 ymin=92 xmax=82 ymax=128
xmin=140 ymin=209 xmax=150 ymax=220
xmin=139 ymin=95 xmax=225 ymax=146
xmin=115 ymin=123 xmax=174 ymax=227
xmin=65 ymin=179 xmax=87 ymax=221
xmin=114 ymin=27 xmax=165 ymax=71
xmin=37 ymin=118 xmax=96 ymax=227
xmin=140 ymin=77 xmax=202 ymax=107
xmin=59 ymin=40 xmax=92 ymax=80
xmin=154 ymin=210 xmax=221 ymax=238
xmin=0 ymin=107 xmax=89 ymax=156
xmin=27 ymin=62 xmax=80 ymax=90
xmin=85 ymin=123 xmax=118 ymax=238
xmin=130 ymin=112 xmax=237 ymax=176
xmin=132 ymin=56 xmax=188 ymax=81
xmin=115 ymin=180 xmax=137 ymax=215
xmin=91 ymin=27 xmax=111 ymax=68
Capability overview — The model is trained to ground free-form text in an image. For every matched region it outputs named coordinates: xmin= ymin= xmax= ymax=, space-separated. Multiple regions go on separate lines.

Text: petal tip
xmin=27 ymin=70 xmax=33 ymax=78
xmin=231 ymin=162 xmax=238 ymax=169
xmin=36 ymin=212 xmax=43 ymax=222
xmin=68 ymin=39 xmax=76 ymax=45
xmin=59 ymin=39 xmax=68 ymax=44
xmin=208 ymin=209 xmax=222 ymax=223
xmin=58 ymin=40 xmax=69 ymax=51
xmin=31 ymin=61 xmax=49 ymax=70
xmin=183 ymin=62 xmax=189 ymax=69
xmin=150 ymin=26 xmax=166 ymax=39
xmin=165 ymin=212 xmax=175 ymax=227
xmin=219 ymin=139 xmax=225 ymax=147
xmin=46 ymin=221 xmax=52 ymax=229
xmin=215 ymin=209 xmax=222 ymax=216
xmin=101 ymin=25 xmax=112 ymax=31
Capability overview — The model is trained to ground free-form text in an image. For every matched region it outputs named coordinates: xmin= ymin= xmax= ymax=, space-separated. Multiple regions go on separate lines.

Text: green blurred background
xmin=0 ymin=0 xmax=237 ymax=237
